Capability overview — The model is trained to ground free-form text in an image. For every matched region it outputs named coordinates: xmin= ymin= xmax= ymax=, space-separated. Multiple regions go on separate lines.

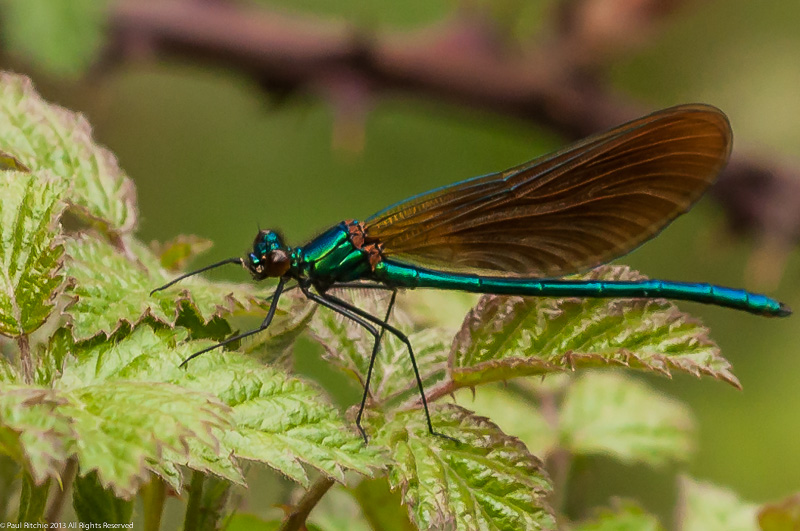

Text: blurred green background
xmin=6 ymin=0 xmax=799 ymax=525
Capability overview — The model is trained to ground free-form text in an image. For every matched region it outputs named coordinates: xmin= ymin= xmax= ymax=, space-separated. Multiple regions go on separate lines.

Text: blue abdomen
xmin=372 ymin=259 xmax=789 ymax=317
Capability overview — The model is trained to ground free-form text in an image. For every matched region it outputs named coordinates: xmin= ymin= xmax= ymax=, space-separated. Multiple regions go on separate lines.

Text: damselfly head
xmin=247 ymin=229 xmax=291 ymax=280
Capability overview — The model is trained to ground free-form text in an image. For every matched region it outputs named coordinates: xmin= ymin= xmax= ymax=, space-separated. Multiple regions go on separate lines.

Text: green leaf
xmin=0 ymin=356 xmax=20 ymax=383
xmin=56 ymin=325 xmax=190 ymax=388
xmin=455 ymin=384 xmax=558 ymax=457
xmin=0 ymin=73 xmax=136 ymax=234
xmin=374 ymin=404 xmax=555 ymax=531
xmin=0 ymin=171 xmax=66 ymax=337
xmin=188 ymin=354 xmax=384 ymax=486
xmin=677 ymin=476 xmax=759 ymax=531
xmin=352 ymin=478 xmax=416 ymax=531
xmin=58 ymin=325 xmax=383 ymax=488
xmin=400 ymin=289 xmax=478 ymax=331
xmin=0 ymin=386 xmax=71 ymax=484
xmin=1 ymin=0 xmax=108 ymax=77
xmin=146 ymin=459 xmax=183 ymax=493
xmin=59 ymin=381 xmax=231 ymax=498
xmin=53 ymin=326 xmax=242 ymax=487
xmin=72 ymin=470 xmax=134 ymax=525
xmin=573 ymin=501 xmax=664 ymax=531
xmin=759 ymin=493 xmax=800 ymax=531
xmin=34 ymin=327 xmax=72 ymax=386
xmin=450 ymin=265 xmax=734 ymax=388
xmin=0 ymin=149 xmax=30 ymax=171
xmin=151 ymin=234 xmax=214 ymax=271
xmin=63 ymin=235 xmax=305 ymax=340
xmin=559 ymin=372 xmax=694 ymax=465
xmin=162 ymin=439 xmax=243 ymax=487
xmin=309 ymin=288 xmax=449 ymax=403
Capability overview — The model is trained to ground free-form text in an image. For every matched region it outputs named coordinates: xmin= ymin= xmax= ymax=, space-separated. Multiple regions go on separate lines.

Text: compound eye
xmin=266 ymin=249 xmax=290 ymax=277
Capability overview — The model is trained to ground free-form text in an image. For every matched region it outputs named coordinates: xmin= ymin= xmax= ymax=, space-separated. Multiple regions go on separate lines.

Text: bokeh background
xmin=4 ymin=0 xmax=799 ymax=526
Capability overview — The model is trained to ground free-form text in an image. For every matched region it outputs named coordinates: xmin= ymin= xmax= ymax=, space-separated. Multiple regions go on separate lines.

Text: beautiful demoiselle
xmin=153 ymin=104 xmax=790 ymax=442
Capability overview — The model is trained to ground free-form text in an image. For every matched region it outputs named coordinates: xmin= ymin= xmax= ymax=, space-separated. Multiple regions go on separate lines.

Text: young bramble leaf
xmin=34 ymin=327 xmax=72 ymax=386
xmin=400 ymin=289 xmax=478 ymax=331
xmin=450 ymin=265 xmax=734 ymax=389
xmin=0 ymin=149 xmax=30 ymax=171
xmin=559 ymin=372 xmax=695 ymax=465
xmin=352 ymin=478 xmax=416 ymax=531
xmin=54 ymin=327 xmax=242 ymax=489
xmin=0 ymin=356 xmax=19 ymax=383
xmin=151 ymin=234 xmax=214 ymax=271
xmin=759 ymin=493 xmax=800 ymax=531
xmin=58 ymin=327 xmax=234 ymax=494
xmin=573 ymin=501 xmax=664 ymax=531
xmin=181 ymin=353 xmax=385 ymax=486
xmin=59 ymin=381 xmax=231 ymax=498
xmin=146 ymin=459 xmax=184 ymax=492
xmin=0 ymin=73 xmax=136 ymax=235
xmin=160 ymin=438 xmax=243 ymax=488
xmin=0 ymin=386 xmax=71 ymax=484
xmin=373 ymin=404 xmax=555 ymax=531
xmin=58 ymin=325 xmax=383 ymax=488
xmin=0 ymin=171 xmax=66 ymax=338
xmin=455 ymin=384 xmax=557 ymax=457
xmin=308 ymin=289 xmax=449 ymax=403
xmin=677 ymin=476 xmax=759 ymax=531
xmin=63 ymin=235 xmax=307 ymax=340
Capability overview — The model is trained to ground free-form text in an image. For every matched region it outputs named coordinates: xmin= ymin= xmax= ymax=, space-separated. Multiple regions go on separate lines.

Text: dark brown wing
xmin=364 ymin=104 xmax=731 ymax=277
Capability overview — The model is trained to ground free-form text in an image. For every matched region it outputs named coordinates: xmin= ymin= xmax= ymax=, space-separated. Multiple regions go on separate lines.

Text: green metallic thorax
xmin=294 ymin=222 xmax=372 ymax=290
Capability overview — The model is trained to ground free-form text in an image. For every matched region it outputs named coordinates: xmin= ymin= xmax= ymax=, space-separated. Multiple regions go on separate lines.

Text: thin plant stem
xmin=540 ymin=390 xmax=572 ymax=513
xmin=17 ymin=335 xmax=32 ymax=384
xmin=46 ymin=458 xmax=77 ymax=524
xmin=142 ymin=476 xmax=167 ymax=531
xmin=183 ymin=471 xmax=205 ymax=531
xmin=279 ymin=476 xmax=335 ymax=531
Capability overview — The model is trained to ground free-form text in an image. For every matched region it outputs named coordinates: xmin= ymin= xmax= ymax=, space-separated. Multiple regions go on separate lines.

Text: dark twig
xmin=45 ymin=458 xmax=77 ymax=525
xmin=16 ymin=335 xmax=32 ymax=384
xmin=105 ymin=0 xmax=800 ymax=254
xmin=279 ymin=476 xmax=335 ymax=531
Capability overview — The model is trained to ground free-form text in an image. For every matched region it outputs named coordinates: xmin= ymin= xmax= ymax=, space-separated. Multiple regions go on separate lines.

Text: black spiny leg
xmin=329 ymin=283 xmax=399 ymax=441
xmin=376 ymin=288 xmax=397 ymax=354
xmin=331 ymin=284 xmax=398 ymax=388
xmin=319 ymin=291 xmax=458 ymax=444
xmin=180 ymin=277 xmax=288 ymax=367
xmin=300 ymin=285 xmax=384 ymax=443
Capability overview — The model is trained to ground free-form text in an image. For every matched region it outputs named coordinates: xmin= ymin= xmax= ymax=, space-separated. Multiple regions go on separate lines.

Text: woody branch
xmin=104 ymin=0 xmax=800 ymax=264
